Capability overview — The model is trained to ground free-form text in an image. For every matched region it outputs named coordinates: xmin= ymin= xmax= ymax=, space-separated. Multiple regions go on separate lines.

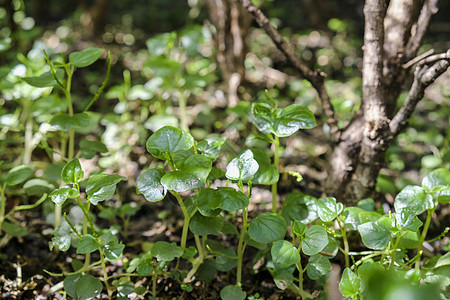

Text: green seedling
xmin=47 ymin=158 xmax=125 ymax=299
xmin=250 ymin=90 xmax=316 ymax=213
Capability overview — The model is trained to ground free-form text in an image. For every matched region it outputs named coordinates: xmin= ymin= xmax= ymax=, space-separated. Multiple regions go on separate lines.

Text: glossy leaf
xmin=146 ymin=126 xmax=194 ymax=160
xmin=64 ymin=274 xmax=81 ymax=299
xmin=226 ymin=149 xmax=259 ymax=181
xmin=252 ymin=102 xmax=316 ymax=137
xmin=343 ymin=207 xmax=381 ymax=230
xmin=422 ymin=168 xmax=450 ymax=203
xmin=316 ymin=197 xmax=343 ymax=222
xmin=358 ymin=217 xmax=392 ymax=250
xmin=86 ymin=174 xmax=125 ymax=205
xmin=69 ymin=48 xmax=103 ymax=68
xmin=49 ymin=220 xmax=72 ymax=251
xmin=136 ymin=168 xmax=167 ymax=202
xmin=207 ymin=187 xmax=249 ymax=212
xmin=77 ymin=234 xmax=99 ymax=254
xmin=394 ymin=207 xmax=423 ymax=231
xmin=161 ymin=154 xmax=212 ymax=192
xmin=292 ymin=220 xmax=307 ymax=238
xmin=182 ymin=246 xmax=198 ymax=259
xmin=151 ymin=241 xmax=183 ymax=261
xmin=220 ymin=285 xmax=246 ymax=300
xmin=394 ymin=185 xmax=434 ymax=215
xmin=61 ymin=158 xmax=84 ymax=184
xmin=271 ymin=240 xmax=300 ymax=266
xmin=196 ymin=188 xmax=222 ymax=216
xmin=75 ymin=275 xmax=103 ymax=300
xmin=248 ymin=213 xmax=287 ymax=244
xmin=252 ymin=149 xmax=279 ymax=185
xmin=100 ymin=231 xmax=125 ymax=261
xmin=22 ymin=69 xmax=64 ymax=87
xmin=49 ymin=186 xmax=79 ymax=206
xmin=197 ymin=135 xmax=226 ymax=160
xmin=302 ymin=225 xmax=328 ymax=256
xmin=281 ymin=192 xmax=317 ymax=224
xmin=306 ymin=254 xmax=331 ymax=280
xmin=5 ymin=165 xmax=33 ymax=186
xmin=189 ymin=213 xmax=224 ymax=236
xmin=339 ymin=268 xmax=362 ymax=298
xmin=50 ymin=113 xmax=91 ymax=131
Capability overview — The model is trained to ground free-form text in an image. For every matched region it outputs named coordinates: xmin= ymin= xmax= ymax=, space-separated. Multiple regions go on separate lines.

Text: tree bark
xmin=206 ymin=0 xmax=251 ymax=107
xmin=239 ymin=0 xmax=449 ymax=205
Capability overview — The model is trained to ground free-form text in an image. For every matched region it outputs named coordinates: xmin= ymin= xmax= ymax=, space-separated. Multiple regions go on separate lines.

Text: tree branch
xmin=405 ymin=0 xmax=439 ymax=61
xmin=238 ymin=0 xmax=338 ymax=139
xmin=362 ymin=0 xmax=386 ymax=123
xmin=390 ymin=50 xmax=450 ymax=136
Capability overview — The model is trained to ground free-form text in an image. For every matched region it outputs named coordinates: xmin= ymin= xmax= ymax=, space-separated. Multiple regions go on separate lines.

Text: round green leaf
xmin=75 ymin=275 xmax=103 ymax=300
xmin=248 ymin=213 xmax=287 ymax=244
xmin=151 ymin=241 xmax=183 ymax=261
xmin=161 ymin=154 xmax=212 ymax=192
xmin=61 ymin=158 xmax=84 ymax=184
xmin=86 ymin=174 xmax=125 ymax=205
xmin=49 ymin=220 xmax=72 ymax=251
xmin=292 ymin=220 xmax=307 ymax=238
xmin=339 ymin=268 xmax=362 ymax=298
xmin=79 ymin=140 xmax=108 ymax=159
xmin=5 ymin=165 xmax=34 ymax=186
xmin=195 ymin=188 xmax=222 ymax=216
xmin=271 ymin=240 xmax=300 ymax=266
xmin=394 ymin=207 xmax=423 ymax=231
xmin=208 ymin=187 xmax=249 ymax=212
xmin=189 ymin=213 xmax=224 ymax=236
xmin=302 ymin=225 xmax=328 ymax=256
xmin=50 ymin=113 xmax=91 ymax=132
xmin=357 ymin=217 xmax=392 ymax=250
xmin=49 ymin=186 xmax=79 ymax=206
xmin=136 ymin=168 xmax=167 ymax=202
xmin=316 ymin=197 xmax=343 ymax=222
xmin=77 ymin=234 xmax=99 ymax=254
xmin=252 ymin=149 xmax=279 ymax=185
xmin=422 ymin=168 xmax=450 ymax=190
xmin=146 ymin=126 xmax=194 ymax=160
xmin=64 ymin=274 xmax=81 ymax=298
xmin=274 ymin=104 xmax=317 ymax=137
xmin=394 ymin=185 xmax=434 ymax=215
xmin=2 ymin=221 xmax=28 ymax=237
xmin=182 ymin=246 xmax=198 ymax=259
xmin=225 ymin=149 xmax=259 ymax=181
xmin=69 ymin=47 xmax=103 ymax=68
xmin=220 ymin=285 xmax=246 ymax=300
xmin=306 ymin=254 xmax=331 ymax=280
xmin=197 ymin=135 xmax=226 ymax=160
xmin=23 ymin=178 xmax=54 ymax=196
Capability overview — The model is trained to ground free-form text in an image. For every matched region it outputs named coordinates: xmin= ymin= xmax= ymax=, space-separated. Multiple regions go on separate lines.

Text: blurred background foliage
xmin=0 ymin=0 xmax=449 ymax=197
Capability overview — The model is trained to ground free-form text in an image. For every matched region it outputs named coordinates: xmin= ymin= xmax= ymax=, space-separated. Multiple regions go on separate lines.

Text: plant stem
xmin=271 ymin=135 xmax=280 ymax=213
xmin=174 ymin=192 xmax=190 ymax=250
xmin=178 ymin=91 xmax=189 ymax=132
xmin=152 ymin=273 xmax=157 ymax=297
xmin=98 ymin=246 xmax=112 ymax=298
xmin=236 ymin=207 xmax=248 ymax=285
xmin=338 ymin=219 xmax=350 ymax=268
xmin=184 ymin=235 xmax=205 ymax=283
xmin=296 ymin=256 xmax=304 ymax=292
xmin=65 ymin=66 xmax=74 ymax=161
xmin=415 ymin=207 xmax=435 ymax=269
xmin=0 ymin=183 xmax=6 ymax=232
xmin=389 ymin=232 xmax=403 ymax=269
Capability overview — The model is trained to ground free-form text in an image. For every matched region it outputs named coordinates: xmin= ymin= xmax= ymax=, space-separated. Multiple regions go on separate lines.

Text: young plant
xmin=47 ymin=158 xmax=125 ymax=299
xmin=23 ymin=47 xmax=111 ymax=227
xmin=250 ymin=90 xmax=316 ymax=213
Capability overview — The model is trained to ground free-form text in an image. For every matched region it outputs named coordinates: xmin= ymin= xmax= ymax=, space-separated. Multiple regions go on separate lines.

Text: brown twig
xmin=405 ymin=0 xmax=439 ymax=60
xmin=402 ymin=49 xmax=434 ymax=69
xmin=390 ymin=53 xmax=450 ymax=136
xmin=239 ymin=0 xmax=338 ymax=139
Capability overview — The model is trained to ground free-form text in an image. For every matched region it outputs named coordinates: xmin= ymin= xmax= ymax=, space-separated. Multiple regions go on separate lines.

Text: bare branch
xmin=238 ymin=0 xmax=338 ymax=139
xmin=390 ymin=51 xmax=450 ymax=136
xmin=402 ymin=49 xmax=434 ymax=69
xmin=384 ymin=0 xmax=422 ymax=61
xmin=405 ymin=0 xmax=439 ymax=60
xmin=362 ymin=0 xmax=386 ymax=122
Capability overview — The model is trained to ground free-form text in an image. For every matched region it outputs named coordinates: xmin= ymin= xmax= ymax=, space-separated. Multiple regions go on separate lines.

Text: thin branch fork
xmin=390 ymin=52 xmax=450 ymax=136
xmin=238 ymin=0 xmax=338 ymax=139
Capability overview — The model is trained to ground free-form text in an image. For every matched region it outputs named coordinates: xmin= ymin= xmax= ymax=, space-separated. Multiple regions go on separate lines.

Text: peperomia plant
xmin=250 ymin=90 xmax=316 ymax=213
